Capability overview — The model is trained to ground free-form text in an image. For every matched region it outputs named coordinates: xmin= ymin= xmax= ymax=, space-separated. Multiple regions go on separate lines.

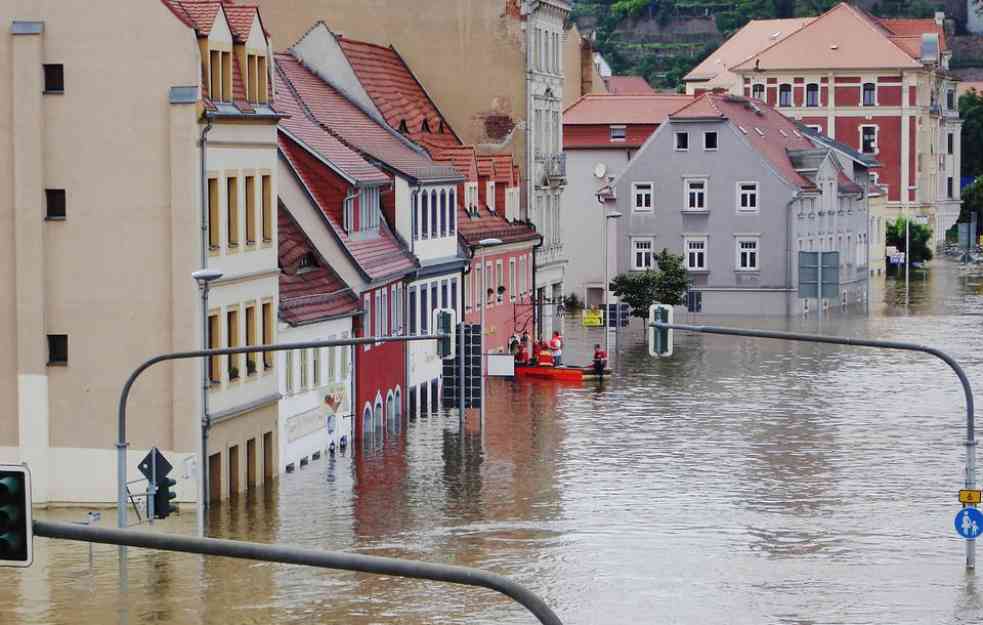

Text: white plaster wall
xmin=278 ymin=317 xmax=354 ymax=472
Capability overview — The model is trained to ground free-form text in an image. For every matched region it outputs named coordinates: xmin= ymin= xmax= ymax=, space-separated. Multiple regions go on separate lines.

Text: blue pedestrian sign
xmin=954 ymin=508 xmax=983 ymax=539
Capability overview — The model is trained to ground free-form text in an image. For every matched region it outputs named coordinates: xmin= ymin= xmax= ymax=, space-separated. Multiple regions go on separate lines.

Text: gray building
xmin=600 ymin=94 xmax=875 ymax=316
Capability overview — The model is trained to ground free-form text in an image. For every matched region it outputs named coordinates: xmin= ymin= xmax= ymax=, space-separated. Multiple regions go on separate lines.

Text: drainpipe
xmin=532 ymin=233 xmax=545 ymax=341
xmin=785 ymin=191 xmax=801 ymax=318
xmin=198 ymin=118 xmax=213 ymax=526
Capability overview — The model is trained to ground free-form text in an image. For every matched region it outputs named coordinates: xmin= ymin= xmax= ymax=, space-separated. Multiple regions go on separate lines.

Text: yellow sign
xmin=582 ymin=309 xmax=603 ymax=327
xmin=959 ymin=489 xmax=982 ymax=504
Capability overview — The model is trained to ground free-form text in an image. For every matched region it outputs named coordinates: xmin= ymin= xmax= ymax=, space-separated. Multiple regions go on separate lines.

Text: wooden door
xmin=246 ymin=438 xmax=257 ymax=489
xmin=263 ymin=431 xmax=273 ymax=481
xmin=208 ymin=453 xmax=222 ymax=502
xmin=228 ymin=445 xmax=240 ymax=496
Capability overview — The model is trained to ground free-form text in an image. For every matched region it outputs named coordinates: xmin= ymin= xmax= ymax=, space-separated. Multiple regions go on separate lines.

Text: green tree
xmin=960 ymin=177 xmax=983 ymax=226
xmin=610 ymin=249 xmax=690 ymax=317
xmin=886 ymin=217 xmax=934 ymax=265
xmin=960 ymin=90 xmax=983 ymax=179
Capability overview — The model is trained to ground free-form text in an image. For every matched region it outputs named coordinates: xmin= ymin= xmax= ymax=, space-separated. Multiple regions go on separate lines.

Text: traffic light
xmin=648 ymin=304 xmax=673 ymax=357
xmin=154 ymin=475 xmax=178 ymax=520
xmin=0 ymin=464 xmax=33 ymax=567
xmin=433 ymin=308 xmax=456 ymax=360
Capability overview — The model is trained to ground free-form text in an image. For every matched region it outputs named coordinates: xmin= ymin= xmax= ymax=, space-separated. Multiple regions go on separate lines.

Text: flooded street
xmin=5 ymin=262 xmax=983 ymax=625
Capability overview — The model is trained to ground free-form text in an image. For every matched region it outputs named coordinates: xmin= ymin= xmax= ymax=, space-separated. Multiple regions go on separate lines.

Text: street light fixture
xmin=191 ymin=268 xmax=222 ymax=538
xmin=603 ymin=211 xmax=622 ymax=357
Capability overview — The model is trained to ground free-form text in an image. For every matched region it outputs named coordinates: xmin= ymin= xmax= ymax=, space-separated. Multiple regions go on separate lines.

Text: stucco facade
xmin=1 ymin=1 xmax=280 ymax=504
xmin=605 ymin=95 xmax=873 ymax=316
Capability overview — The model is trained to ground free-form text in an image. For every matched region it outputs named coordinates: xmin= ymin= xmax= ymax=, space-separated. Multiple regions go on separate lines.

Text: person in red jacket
xmin=592 ymin=343 xmax=608 ymax=377
xmin=549 ymin=331 xmax=564 ymax=367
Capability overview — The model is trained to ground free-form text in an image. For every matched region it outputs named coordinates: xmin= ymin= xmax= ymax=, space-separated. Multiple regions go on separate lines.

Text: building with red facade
xmin=273 ymin=54 xmax=420 ymax=441
xmin=286 ymin=23 xmax=541 ymax=352
xmin=685 ymin=3 xmax=961 ymax=244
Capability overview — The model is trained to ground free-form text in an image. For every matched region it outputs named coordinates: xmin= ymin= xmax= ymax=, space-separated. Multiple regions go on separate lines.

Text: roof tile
xmin=604 ymin=75 xmax=656 ymax=94
xmin=279 ymin=133 xmax=417 ymax=282
xmin=564 ymin=94 xmax=694 ymax=125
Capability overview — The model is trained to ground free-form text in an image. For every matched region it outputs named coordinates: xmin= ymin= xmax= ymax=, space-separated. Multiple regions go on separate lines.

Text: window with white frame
xmin=360 ymin=186 xmax=380 ymax=232
xmin=862 ymin=82 xmax=876 ymax=106
xmin=704 ymin=131 xmax=718 ymax=151
xmin=509 ymin=258 xmax=517 ymax=302
xmin=610 ymin=125 xmax=626 ymax=142
xmin=751 ymin=83 xmax=765 ymax=100
xmin=779 ymin=84 xmax=792 ymax=107
xmin=685 ymin=179 xmax=708 ymax=211
xmin=737 ymin=182 xmax=758 ymax=212
xmin=487 ymin=182 xmax=496 ymax=212
xmin=674 ymin=131 xmax=689 ymax=151
xmin=685 ymin=237 xmax=707 ymax=271
xmin=496 ymin=260 xmax=504 ymax=303
xmin=806 ymin=83 xmax=819 ymax=107
xmin=861 ymin=125 xmax=878 ymax=154
xmin=633 ymin=182 xmax=653 ymax=212
xmin=736 ymin=238 xmax=759 ymax=271
xmin=519 ymin=256 xmax=527 ymax=294
xmin=632 ymin=238 xmax=654 ymax=270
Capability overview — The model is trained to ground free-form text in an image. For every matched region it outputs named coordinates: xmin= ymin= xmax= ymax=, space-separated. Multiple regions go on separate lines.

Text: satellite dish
xmin=593 ymin=162 xmax=607 ymax=179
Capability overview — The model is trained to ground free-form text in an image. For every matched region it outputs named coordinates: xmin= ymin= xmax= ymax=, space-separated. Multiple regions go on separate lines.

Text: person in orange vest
xmin=549 ymin=331 xmax=564 ymax=367
xmin=536 ymin=340 xmax=554 ymax=367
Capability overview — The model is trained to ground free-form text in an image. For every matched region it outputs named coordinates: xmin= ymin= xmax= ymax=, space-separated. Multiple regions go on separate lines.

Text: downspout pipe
xmin=785 ymin=191 xmax=801 ymax=318
xmin=532 ymin=233 xmax=545 ymax=341
xmin=198 ymin=119 xmax=213 ymax=522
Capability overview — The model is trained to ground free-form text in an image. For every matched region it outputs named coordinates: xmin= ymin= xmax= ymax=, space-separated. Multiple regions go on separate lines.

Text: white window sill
xmin=681 ymin=209 xmax=710 ymax=215
xmin=735 ymin=269 xmax=761 ymax=273
xmin=687 ymin=269 xmax=709 ymax=274
xmin=633 ymin=208 xmax=654 ymax=214
xmin=736 ymin=209 xmax=759 ymax=215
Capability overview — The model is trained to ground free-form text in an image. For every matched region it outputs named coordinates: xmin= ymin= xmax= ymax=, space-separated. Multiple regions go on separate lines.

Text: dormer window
xmin=298 ymin=252 xmax=317 ymax=271
xmin=245 ymin=53 xmax=269 ymax=104
xmin=358 ymin=186 xmax=381 ymax=232
xmin=438 ymin=120 xmax=446 ymax=134
xmin=208 ymin=49 xmax=232 ymax=102
xmin=422 ymin=118 xmax=431 ymax=133
xmin=487 ymin=181 xmax=496 ymax=212
xmin=398 ymin=119 xmax=408 ymax=133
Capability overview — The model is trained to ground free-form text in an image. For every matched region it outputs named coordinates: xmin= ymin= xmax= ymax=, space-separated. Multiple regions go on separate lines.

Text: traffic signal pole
xmin=651 ymin=319 xmax=977 ymax=569
xmin=116 ymin=334 xmax=449 ymax=543
xmin=33 ymin=519 xmax=563 ymax=625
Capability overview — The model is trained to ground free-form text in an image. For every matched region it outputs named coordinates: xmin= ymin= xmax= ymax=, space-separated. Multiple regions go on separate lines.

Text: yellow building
xmin=0 ymin=0 xmax=280 ymax=505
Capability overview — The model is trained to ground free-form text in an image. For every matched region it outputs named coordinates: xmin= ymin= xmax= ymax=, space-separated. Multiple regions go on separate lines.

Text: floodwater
xmin=4 ymin=262 xmax=983 ymax=625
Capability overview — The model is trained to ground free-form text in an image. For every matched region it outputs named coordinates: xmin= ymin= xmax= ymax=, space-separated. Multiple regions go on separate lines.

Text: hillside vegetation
xmin=572 ymin=0 xmax=943 ymax=90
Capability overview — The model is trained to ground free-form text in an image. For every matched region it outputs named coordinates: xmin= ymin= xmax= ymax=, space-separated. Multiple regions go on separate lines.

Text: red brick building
xmin=685 ymin=3 xmax=961 ymax=243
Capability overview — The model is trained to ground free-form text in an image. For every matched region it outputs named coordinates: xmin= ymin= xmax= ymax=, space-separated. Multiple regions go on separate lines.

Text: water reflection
xmin=3 ymin=262 xmax=983 ymax=625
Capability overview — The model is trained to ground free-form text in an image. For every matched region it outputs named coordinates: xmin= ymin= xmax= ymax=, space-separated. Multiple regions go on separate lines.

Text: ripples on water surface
xmin=4 ymin=264 xmax=983 ymax=625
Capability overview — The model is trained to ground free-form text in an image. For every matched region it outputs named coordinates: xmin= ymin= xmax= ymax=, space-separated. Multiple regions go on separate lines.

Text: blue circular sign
xmin=954 ymin=508 xmax=983 ymax=539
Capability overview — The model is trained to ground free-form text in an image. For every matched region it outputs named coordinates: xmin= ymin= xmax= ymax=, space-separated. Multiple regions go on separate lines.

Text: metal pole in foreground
xmin=117 ymin=334 xmax=451 ymax=534
xmin=653 ymin=320 xmax=977 ymax=569
xmin=35 ymin=520 xmax=562 ymax=625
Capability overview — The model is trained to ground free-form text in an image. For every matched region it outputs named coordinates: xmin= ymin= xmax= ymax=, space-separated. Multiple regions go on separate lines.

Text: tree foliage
xmin=886 ymin=217 xmax=934 ymax=265
xmin=960 ymin=90 xmax=983 ymax=179
xmin=577 ymin=0 xmax=943 ymax=91
xmin=960 ymin=177 xmax=983 ymax=225
xmin=610 ymin=249 xmax=691 ymax=317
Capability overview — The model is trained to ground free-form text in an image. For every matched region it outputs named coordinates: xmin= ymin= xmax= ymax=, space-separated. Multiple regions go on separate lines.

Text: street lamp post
xmin=191 ymin=268 xmax=222 ymax=538
xmin=602 ymin=211 xmax=622 ymax=357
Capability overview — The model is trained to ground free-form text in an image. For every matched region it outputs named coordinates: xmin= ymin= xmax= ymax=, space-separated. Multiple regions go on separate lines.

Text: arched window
xmin=449 ymin=189 xmax=457 ymax=234
xmin=420 ymin=190 xmax=429 ymax=239
xmin=430 ymin=190 xmax=438 ymax=238
xmin=374 ymin=397 xmax=384 ymax=434
xmin=862 ymin=82 xmax=876 ymax=106
xmin=806 ymin=83 xmax=819 ymax=107
xmin=362 ymin=405 xmax=373 ymax=441
xmin=751 ymin=83 xmax=765 ymax=100
xmin=778 ymin=84 xmax=792 ymax=107
xmin=386 ymin=391 xmax=397 ymax=435
xmin=440 ymin=190 xmax=447 ymax=237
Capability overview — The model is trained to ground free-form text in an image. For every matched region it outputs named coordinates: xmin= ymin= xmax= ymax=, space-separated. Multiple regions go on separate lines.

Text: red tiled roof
xmin=476 ymin=156 xmax=495 ymax=179
xmin=279 ymin=132 xmax=417 ymax=282
xmin=604 ymin=75 xmax=655 ymax=95
xmin=429 ymin=144 xmax=479 ymax=181
xmin=457 ymin=209 xmax=539 ymax=247
xmin=337 ymin=36 xmax=461 ymax=149
xmin=275 ymin=53 xmax=460 ymax=184
xmin=672 ymin=94 xmax=817 ymax=189
xmin=564 ymin=94 xmax=694 ymax=125
xmin=162 ymin=0 xmax=222 ymax=34
xmin=222 ymin=4 xmax=259 ymax=42
xmin=880 ymin=18 xmax=947 ymax=55
xmin=490 ymin=155 xmax=515 ymax=186
xmin=279 ymin=207 xmax=360 ymax=325
xmin=274 ymin=62 xmax=389 ymax=184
